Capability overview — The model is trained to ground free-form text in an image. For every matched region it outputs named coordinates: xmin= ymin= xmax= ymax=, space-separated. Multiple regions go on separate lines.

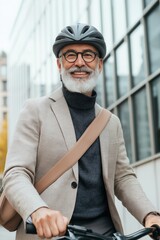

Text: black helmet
xmin=53 ymin=23 xmax=106 ymax=58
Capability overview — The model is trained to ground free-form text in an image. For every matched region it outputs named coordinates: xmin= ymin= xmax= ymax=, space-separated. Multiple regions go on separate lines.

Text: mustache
xmin=67 ymin=66 xmax=93 ymax=73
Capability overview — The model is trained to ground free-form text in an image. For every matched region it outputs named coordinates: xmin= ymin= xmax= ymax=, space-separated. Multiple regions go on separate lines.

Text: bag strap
xmin=35 ymin=108 xmax=111 ymax=194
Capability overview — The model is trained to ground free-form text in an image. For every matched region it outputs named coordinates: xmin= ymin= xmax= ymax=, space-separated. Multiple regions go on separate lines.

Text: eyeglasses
xmin=59 ymin=50 xmax=99 ymax=63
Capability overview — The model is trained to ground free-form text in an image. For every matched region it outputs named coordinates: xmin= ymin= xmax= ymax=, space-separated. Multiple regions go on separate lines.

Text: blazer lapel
xmin=49 ymin=88 xmax=76 ymax=150
xmin=49 ymin=88 xmax=78 ymax=180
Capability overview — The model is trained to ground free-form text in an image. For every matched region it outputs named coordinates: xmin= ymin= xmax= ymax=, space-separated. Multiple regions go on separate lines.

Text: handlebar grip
xmin=26 ymin=223 xmax=37 ymax=234
xmin=151 ymin=224 xmax=160 ymax=240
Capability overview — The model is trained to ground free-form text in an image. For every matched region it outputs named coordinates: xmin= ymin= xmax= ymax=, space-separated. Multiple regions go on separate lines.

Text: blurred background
xmin=0 ymin=0 xmax=160 ymax=239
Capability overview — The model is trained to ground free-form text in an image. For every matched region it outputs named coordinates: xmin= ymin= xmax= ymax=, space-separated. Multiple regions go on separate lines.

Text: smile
xmin=70 ymin=71 xmax=90 ymax=78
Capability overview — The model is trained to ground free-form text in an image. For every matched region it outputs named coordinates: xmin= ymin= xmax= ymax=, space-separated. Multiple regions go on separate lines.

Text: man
xmin=2 ymin=23 xmax=160 ymax=239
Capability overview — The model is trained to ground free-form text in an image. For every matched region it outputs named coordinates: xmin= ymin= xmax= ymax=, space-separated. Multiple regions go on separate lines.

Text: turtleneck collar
xmin=62 ymin=85 xmax=96 ymax=110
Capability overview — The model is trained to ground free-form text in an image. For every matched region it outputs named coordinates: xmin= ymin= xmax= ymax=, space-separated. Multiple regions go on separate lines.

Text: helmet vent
xmin=81 ymin=25 xmax=90 ymax=34
xmin=67 ymin=26 xmax=74 ymax=34
xmin=96 ymin=35 xmax=103 ymax=39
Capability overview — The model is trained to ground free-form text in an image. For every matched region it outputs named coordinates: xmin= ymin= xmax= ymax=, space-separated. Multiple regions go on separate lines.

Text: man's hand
xmin=144 ymin=213 xmax=160 ymax=239
xmin=145 ymin=214 xmax=160 ymax=227
xmin=31 ymin=207 xmax=69 ymax=239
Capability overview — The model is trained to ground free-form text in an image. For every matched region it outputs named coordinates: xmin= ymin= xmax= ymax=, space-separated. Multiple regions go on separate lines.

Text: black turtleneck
xmin=63 ymin=86 xmax=109 ymax=222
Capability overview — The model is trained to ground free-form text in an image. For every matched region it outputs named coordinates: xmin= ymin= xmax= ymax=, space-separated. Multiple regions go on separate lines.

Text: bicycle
xmin=26 ymin=223 xmax=160 ymax=240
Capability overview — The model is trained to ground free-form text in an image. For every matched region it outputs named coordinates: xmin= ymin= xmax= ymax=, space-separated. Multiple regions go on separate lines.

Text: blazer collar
xmin=49 ymin=87 xmax=76 ymax=150
xmin=49 ymin=87 xmax=64 ymax=102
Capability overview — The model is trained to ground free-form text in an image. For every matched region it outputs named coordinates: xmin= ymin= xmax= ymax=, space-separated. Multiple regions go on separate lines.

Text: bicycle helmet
xmin=53 ymin=23 xmax=106 ymax=58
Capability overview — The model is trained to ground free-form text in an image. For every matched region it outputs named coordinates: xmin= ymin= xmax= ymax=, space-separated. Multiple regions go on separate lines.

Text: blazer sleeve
xmin=114 ymin=117 xmax=156 ymax=224
xmin=2 ymin=99 xmax=48 ymax=223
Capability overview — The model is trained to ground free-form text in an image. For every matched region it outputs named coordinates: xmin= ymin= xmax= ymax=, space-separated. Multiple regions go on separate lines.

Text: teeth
xmin=72 ymin=72 xmax=88 ymax=74
xmin=73 ymin=73 xmax=87 ymax=75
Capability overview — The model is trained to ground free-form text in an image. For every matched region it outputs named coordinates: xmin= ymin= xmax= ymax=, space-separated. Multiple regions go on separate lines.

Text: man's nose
xmin=74 ymin=53 xmax=85 ymax=67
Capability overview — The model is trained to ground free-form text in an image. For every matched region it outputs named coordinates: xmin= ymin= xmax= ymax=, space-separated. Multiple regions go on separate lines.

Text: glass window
xmin=46 ymin=1 xmax=52 ymax=49
xmin=133 ymin=88 xmax=151 ymax=160
xmin=126 ymin=0 xmax=143 ymax=28
xmin=101 ymin=0 xmax=113 ymax=52
xmin=78 ymin=0 xmax=88 ymax=24
xmin=24 ymin=37 xmax=34 ymax=80
xmin=89 ymin=0 xmax=101 ymax=30
xmin=71 ymin=0 xmax=79 ymax=23
xmin=64 ymin=0 xmax=72 ymax=25
xmin=144 ymin=0 xmax=153 ymax=8
xmin=118 ymin=101 xmax=132 ymax=163
xmin=77 ymin=0 xmax=88 ymax=14
xmin=112 ymin=0 xmax=127 ymax=43
xmin=0 ymin=65 xmax=7 ymax=77
xmin=57 ymin=0 xmax=65 ymax=30
xmin=104 ymin=55 xmax=115 ymax=107
xmin=3 ymin=112 xmax=7 ymax=119
xmin=41 ymin=64 xmax=46 ymax=86
xmin=36 ymin=22 xmax=41 ymax=73
xmin=32 ymin=30 xmax=36 ymax=79
xmin=130 ymin=25 xmax=145 ymax=87
xmin=40 ymin=15 xmax=46 ymax=64
xmin=151 ymin=77 xmax=160 ymax=153
xmin=146 ymin=5 xmax=160 ymax=74
xmin=116 ymin=42 xmax=129 ymax=98
xmin=96 ymin=72 xmax=103 ymax=106
xmin=46 ymin=58 xmax=52 ymax=94
xmin=2 ymin=80 xmax=7 ymax=91
xmin=3 ymin=96 xmax=7 ymax=107
xmin=40 ymin=84 xmax=46 ymax=96
xmin=51 ymin=0 xmax=58 ymax=40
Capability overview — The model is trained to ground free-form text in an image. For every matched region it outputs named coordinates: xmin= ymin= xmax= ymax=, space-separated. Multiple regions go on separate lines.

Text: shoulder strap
xmin=35 ymin=108 xmax=111 ymax=194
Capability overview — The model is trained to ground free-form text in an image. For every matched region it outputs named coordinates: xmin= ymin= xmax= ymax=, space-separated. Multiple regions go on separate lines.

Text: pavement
xmin=0 ymin=226 xmax=16 ymax=240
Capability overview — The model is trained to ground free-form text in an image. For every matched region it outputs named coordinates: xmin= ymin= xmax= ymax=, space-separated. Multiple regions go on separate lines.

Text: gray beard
xmin=60 ymin=65 xmax=100 ymax=94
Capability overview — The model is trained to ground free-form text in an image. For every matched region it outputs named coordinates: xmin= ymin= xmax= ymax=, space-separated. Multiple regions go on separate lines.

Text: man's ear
xmin=57 ymin=58 xmax=61 ymax=72
xmin=99 ymin=59 xmax=103 ymax=73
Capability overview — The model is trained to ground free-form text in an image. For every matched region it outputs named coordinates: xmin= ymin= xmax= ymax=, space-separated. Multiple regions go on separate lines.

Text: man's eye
xmin=66 ymin=53 xmax=76 ymax=58
xmin=84 ymin=52 xmax=94 ymax=58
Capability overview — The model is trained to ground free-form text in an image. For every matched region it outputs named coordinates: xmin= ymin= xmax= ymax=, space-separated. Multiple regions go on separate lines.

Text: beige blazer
xmin=3 ymin=87 xmax=156 ymax=240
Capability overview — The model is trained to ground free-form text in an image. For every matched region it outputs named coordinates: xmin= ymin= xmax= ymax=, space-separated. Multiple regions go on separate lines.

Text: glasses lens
xmin=83 ymin=51 xmax=96 ymax=62
xmin=65 ymin=51 xmax=77 ymax=62
xmin=63 ymin=50 xmax=97 ymax=63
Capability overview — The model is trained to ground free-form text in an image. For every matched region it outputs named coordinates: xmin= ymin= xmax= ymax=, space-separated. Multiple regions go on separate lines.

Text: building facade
xmin=7 ymin=0 xmax=160 ymax=235
xmin=0 ymin=52 xmax=7 ymax=127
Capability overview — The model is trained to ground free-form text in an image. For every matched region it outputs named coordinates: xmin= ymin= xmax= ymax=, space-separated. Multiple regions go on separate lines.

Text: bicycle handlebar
xmin=26 ymin=223 xmax=160 ymax=240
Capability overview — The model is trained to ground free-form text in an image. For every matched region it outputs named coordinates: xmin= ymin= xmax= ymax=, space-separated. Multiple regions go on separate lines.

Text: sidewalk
xmin=0 ymin=226 xmax=16 ymax=240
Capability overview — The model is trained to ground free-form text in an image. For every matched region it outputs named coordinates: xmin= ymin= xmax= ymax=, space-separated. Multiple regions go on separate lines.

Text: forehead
xmin=61 ymin=43 xmax=97 ymax=53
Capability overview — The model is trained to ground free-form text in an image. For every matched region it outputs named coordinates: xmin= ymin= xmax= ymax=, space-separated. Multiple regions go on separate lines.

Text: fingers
xmin=144 ymin=215 xmax=160 ymax=240
xmin=56 ymin=216 xmax=69 ymax=236
xmin=145 ymin=214 xmax=160 ymax=228
xmin=31 ymin=207 xmax=68 ymax=239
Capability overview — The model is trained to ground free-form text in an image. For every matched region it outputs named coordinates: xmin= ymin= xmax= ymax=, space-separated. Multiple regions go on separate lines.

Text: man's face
xmin=57 ymin=44 xmax=103 ymax=95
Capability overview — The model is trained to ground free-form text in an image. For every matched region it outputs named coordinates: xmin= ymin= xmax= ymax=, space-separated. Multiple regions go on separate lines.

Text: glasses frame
xmin=59 ymin=50 xmax=99 ymax=63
